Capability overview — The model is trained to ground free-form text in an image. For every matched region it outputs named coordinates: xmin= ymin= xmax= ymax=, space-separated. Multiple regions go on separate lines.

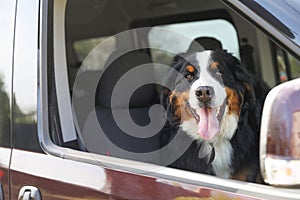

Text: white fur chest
xmin=211 ymin=109 xmax=238 ymax=178
xmin=180 ymin=107 xmax=239 ymax=178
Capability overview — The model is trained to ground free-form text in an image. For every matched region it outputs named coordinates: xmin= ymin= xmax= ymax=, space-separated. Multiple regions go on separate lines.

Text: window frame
xmin=38 ymin=1 xmax=300 ymax=199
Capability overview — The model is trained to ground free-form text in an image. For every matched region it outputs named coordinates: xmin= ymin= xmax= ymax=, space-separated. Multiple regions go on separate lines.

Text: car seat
xmin=187 ymin=36 xmax=223 ymax=53
xmin=94 ymin=49 xmax=166 ymax=163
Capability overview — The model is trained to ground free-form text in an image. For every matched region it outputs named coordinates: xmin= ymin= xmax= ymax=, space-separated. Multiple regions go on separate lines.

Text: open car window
xmin=45 ymin=0 xmax=300 ymax=187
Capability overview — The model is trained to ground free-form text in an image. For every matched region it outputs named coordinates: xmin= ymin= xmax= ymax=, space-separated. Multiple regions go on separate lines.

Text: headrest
xmin=188 ymin=37 xmax=223 ymax=53
xmin=96 ymin=50 xmax=157 ymax=108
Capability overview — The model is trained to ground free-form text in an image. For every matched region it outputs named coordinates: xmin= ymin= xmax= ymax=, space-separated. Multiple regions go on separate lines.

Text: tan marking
xmin=225 ymin=87 xmax=241 ymax=116
xmin=186 ymin=65 xmax=195 ymax=73
xmin=169 ymin=91 xmax=194 ymax=121
xmin=231 ymin=165 xmax=251 ymax=181
xmin=210 ymin=62 xmax=219 ymax=70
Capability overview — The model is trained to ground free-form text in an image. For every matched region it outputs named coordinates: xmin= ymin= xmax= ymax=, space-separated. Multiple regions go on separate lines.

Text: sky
xmin=0 ymin=0 xmax=38 ymax=115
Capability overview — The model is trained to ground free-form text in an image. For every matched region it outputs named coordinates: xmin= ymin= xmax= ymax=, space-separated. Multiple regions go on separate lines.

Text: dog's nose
xmin=195 ymin=86 xmax=214 ymax=103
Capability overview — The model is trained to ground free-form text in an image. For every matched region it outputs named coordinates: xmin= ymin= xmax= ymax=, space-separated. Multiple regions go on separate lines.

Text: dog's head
xmin=162 ymin=50 xmax=255 ymax=141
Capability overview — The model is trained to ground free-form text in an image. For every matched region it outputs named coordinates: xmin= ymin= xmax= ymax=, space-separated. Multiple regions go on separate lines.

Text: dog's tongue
xmin=198 ymin=108 xmax=220 ymax=140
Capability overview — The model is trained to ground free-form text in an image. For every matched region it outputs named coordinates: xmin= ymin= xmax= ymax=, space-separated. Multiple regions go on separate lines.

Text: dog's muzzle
xmin=195 ymin=86 xmax=214 ymax=107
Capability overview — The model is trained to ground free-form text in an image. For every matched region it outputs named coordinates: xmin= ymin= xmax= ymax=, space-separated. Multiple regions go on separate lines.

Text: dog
xmin=161 ymin=50 xmax=269 ymax=182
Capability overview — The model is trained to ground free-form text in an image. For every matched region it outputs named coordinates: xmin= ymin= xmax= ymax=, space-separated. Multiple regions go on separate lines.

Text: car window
xmin=73 ymin=36 xmax=114 ymax=64
xmin=289 ymin=54 xmax=300 ymax=79
xmin=46 ymin=0 xmax=300 ymax=186
xmin=272 ymin=43 xmax=300 ymax=84
xmin=148 ymin=19 xmax=240 ymax=66
xmin=12 ymin=1 xmax=42 ymax=153
xmin=240 ymin=0 xmax=300 ymax=46
xmin=0 ymin=1 xmax=15 ymax=148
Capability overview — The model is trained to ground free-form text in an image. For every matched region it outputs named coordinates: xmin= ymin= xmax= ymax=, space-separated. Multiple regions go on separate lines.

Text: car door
xmin=9 ymin=1 xmax=260 ymax=200
xmin=9 ymin=0 xmax=300 ymax=200
xmin=9 ymin=1 xmax=112 ymax=199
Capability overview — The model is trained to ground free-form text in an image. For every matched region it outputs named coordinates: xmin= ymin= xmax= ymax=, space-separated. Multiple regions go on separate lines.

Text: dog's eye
xmin=185 ymin=74 xmax=194 ymax=80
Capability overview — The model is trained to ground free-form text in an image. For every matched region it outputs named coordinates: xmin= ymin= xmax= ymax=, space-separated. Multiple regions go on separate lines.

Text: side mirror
xmin=260 ymin=78 xmax=300 ymax=186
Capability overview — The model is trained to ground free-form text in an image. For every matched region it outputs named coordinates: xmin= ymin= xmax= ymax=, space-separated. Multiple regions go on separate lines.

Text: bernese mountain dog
xmin=161 ymin=50 xmax=269 ymax=182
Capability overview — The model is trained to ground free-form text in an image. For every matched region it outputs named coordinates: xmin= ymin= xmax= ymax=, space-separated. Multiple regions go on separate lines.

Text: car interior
xmin=47 ymin=0 xmax=300 ymax=181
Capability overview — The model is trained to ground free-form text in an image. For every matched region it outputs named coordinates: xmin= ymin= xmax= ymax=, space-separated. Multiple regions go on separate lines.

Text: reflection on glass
xmin=13 ymin=97 xmax=36 ymax=124
xmin=12 ymin=0 xmax=40 ymax=152
xmin=288 ymin=54 xmax=300 ymax=79
xmin=0 ymin=76 xmax=10 ymax=147
xmin=274 ymin=46 xmax=288 ymax=83
xmin=291 ymin=111 xmax=300 ymax=158
xmin=273 ymin=44 xmax=300 ymax=83
xmin=0 ymin=1 xmax=15 ymax=148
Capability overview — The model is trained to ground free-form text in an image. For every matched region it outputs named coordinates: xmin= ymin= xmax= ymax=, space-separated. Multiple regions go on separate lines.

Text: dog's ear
xmin=233 ymin=60 xmax=270 ymax=110
xmin=160 ymin=53 xmax=188 ymax=125
xmin=233 ymin=59 xmax=257 ymax=113
xmin=160 ymin=54 xmax=186 ymax=107
xmin=218 ymin=49 xmax=256 ymax=104
xmin=228 ymin=52 xmax=270 ymax=131
xmin=214 ymin=49 xmax=258 ymax=115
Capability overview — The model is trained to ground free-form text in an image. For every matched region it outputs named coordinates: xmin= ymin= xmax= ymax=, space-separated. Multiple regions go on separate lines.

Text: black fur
xmin=161 ymin=50 xmax=269 ymax=182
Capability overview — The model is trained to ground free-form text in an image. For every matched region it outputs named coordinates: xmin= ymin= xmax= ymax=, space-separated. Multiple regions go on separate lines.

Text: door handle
xmin=18 ymin=186 xmax=41 ymax=200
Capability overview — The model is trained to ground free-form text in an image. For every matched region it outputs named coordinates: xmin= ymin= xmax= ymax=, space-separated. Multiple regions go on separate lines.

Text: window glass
xmin=0 ymin=1 xmax=15 ymax=147
xmin=12 ymin=1 xmax=41 ymax=152
xmin=148 ymin=19 xmax=239 ymax=66
xmin=273 ymin=43 xmax=300 ymax=83
xmin=74 ymin=36 xmax=112 ymax=63
xmin=274 ymin=46 xmax=289 ymax=83
xmin=53 ymin=0 xmax=297 ymax=186
xmin=288 ymin=54 xmax=300 ymax=79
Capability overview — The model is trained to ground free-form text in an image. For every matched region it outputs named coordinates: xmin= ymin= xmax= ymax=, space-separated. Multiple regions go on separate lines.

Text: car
xmin=0 ymin=0 xmax=300 ymax=199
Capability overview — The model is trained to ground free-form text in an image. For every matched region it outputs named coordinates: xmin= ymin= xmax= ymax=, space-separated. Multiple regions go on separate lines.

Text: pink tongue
xmin=198 ymin=108 xmax=220 ymax=140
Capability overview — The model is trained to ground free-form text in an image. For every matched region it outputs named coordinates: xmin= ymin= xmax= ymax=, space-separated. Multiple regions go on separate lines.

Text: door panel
xmin=10 ymin=0 xmax=108 ymax=199
xmin=10 ymin=150 xmax=110 ymax=200
xmin=0 ymin=148 xmax=12 ymax=199
xmin=10 ymin=149 xmax=261 ymax=200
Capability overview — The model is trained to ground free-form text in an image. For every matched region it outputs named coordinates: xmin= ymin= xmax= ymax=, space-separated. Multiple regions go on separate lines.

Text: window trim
xmin=52 ymin=0 xmax=77 ymax=143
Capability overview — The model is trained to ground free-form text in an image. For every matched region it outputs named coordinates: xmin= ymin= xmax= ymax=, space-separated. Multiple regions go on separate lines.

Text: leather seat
xmin=94 ymin=50 xmax=165 ymax=161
